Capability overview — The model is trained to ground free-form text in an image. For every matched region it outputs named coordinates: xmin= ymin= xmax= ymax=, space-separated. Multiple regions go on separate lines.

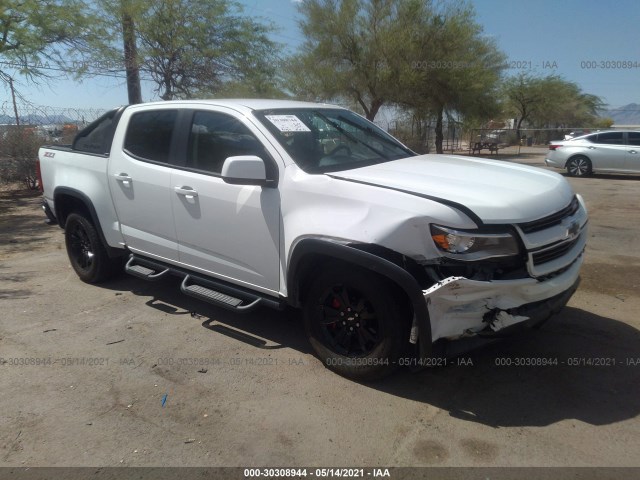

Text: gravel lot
xmin=1 ymin=147 xmax=639 ymax=473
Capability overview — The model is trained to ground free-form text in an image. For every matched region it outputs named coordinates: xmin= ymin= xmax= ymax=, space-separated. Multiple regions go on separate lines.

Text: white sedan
xmin=545 ymin=130 xmax=640 ymax=176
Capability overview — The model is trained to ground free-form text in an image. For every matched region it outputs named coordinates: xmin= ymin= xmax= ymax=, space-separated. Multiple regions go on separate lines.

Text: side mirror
xmin=221 ymin=155 xmax=267 ymax=186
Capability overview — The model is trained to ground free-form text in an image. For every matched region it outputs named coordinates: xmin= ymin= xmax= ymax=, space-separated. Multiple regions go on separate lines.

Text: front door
xmin=589 ymin=131 xmax=628 ymax=170
xmin=624 ymin=131 xmax=640 ymax=172
xmin=170 ymin=109 xmax=281 ymax=294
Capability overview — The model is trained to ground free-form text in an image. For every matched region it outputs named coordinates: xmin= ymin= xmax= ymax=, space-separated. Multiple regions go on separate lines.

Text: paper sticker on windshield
xmin=265 ymin=115 xmax=311 ymax=132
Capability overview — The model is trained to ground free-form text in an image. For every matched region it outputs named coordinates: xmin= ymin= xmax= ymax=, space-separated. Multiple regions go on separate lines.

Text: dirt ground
xmin=1 ymin=148 xmax=639 ymax=473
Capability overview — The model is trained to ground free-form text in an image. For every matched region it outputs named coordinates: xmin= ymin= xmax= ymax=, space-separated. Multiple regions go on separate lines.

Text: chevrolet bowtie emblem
xmin=567 ymin=220 xmax=580 ymax=239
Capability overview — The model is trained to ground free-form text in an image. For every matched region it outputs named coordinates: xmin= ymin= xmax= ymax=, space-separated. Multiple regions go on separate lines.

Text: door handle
xmin=629 ymin=150 xmax=638 ymax=154
xmin=587 ymin=146 xmax=596 ymax=149
xmin=114 ymin=173 xmax=132 ymax=184
xmin=174 ymin=186 xmax=198 ymax=198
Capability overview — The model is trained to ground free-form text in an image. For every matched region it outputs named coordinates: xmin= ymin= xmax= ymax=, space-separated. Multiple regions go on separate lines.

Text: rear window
xmin=73 ymin=109 xmax=119 ymax=154
xmin=124 ymin=110 xmax=178 ymax=163
xmin=627 ymin=132 xmax=640 ymax=146
xmin=596 ymin=132 xmax=623 ymax=144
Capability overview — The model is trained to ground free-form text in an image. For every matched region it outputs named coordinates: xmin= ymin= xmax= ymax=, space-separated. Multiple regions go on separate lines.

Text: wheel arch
xmin=287 ymin=238 xmax=432 ymax=355
xmin=53 ymin=187 xmax=125 ymax=258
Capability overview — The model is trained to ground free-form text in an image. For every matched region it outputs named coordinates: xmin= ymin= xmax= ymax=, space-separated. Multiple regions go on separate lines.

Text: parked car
xmin=38 ymin=99 xmax=587 ymax=380
xmin=546 ymin=130 xmax=640 ymax=176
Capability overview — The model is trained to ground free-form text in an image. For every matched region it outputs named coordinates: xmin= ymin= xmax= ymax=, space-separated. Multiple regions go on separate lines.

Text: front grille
xmin=535 ymin=255 xmax=582 ymax=281
xmin=518 ymin=196 xmax=579 ymax=234
xmin=532 ymin=234 xmax=582 ymax=265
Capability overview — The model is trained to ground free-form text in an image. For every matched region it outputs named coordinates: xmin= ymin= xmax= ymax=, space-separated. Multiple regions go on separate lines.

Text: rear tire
xmin=302 ymin=265 xmax=408 ymax=381
xmin=566 ymin=155 xmax=592 ymax=177
xmin=65 ymin=213 xmax=122 ymax=283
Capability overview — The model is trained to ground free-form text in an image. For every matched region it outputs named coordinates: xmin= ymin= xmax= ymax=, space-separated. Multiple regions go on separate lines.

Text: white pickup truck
xmin=38 ymin=99 xmax=588 ymax=380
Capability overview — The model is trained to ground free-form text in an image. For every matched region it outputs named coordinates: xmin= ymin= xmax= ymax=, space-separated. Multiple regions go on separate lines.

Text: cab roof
xmin=131 ymin=98 xmax=344 ymax=112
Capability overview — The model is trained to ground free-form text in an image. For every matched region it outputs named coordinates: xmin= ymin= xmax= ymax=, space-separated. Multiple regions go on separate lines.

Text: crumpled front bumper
xmin=424 ymin=253 xmax=583 ymax=341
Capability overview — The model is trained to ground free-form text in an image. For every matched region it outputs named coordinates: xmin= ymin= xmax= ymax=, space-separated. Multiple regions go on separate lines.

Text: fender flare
xmin=53 ymin=186 xmax=125 ymax=258
xmin=287 ymin=238 xmax=432 ymax=357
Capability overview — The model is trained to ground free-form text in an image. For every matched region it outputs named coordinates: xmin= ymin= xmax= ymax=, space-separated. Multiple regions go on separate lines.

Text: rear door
xmin=170 ymin=108 xmax=282 ymax=294
xmin=624 ymin=132 xmax=640 ymax=172
xmin=107 ymin=108 xmax=181 ymax=261
xmin=589 ymin=131 xmax=627 ymax=170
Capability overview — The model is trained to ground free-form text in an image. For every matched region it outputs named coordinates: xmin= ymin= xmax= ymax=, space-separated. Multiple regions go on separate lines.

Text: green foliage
xmin=97 ymin=0 xmax=283 ymax=100
xmin=0 ymin=0 xmax=105 ymax=85
xmin=0 ymin=128 xmax=44 ymax=189
xmin=502 ymin=73 xmax=604 ymax=132
xmin=397 ymin=0 xmax=505 ymax=152
xmin=289 ymin=0 xmax=505 ymax=152
xmin=289 ymin=0 xmax=410 ymax=120
xmin=592 ymin=117 xmax=615 ymax=128
xmin=204 ymin=78 xmax=290 ymax=100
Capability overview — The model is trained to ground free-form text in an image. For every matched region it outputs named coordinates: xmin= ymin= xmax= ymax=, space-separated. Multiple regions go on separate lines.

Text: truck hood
xmin=329 ymin=154 xmax=574 ymax=224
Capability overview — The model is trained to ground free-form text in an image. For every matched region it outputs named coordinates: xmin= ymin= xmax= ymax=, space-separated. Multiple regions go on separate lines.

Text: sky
xmin=2 ymin=0 xmax=639 ymax=112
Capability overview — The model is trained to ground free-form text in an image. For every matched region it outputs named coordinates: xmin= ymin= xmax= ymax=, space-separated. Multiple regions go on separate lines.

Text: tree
xmin=0 ymin=128 xmax=43 ymax=189
xmin=290 ymin=0 xmax=504 ymax=153
xmin=0 ymin=1 xmax=103 ymax=187
xmin=593 ymin=117 xmax=614 ymax=129
xmin=91 ymin=0 xmax=281 ymax=101
xmin=501 ymin=73 xmax=543 ymax=137
xmin=0 ymin=0 xmax=103 ymax=88
xmin=398 ymin=1 xmax=505 ymax=153
xmin=502 ymin=73 xmax=603 ymax=135
xmin=531 ymin=77 xmax=603 ymax=128
xmin=206 ymin=77 xmax=289 ymax=99
xmin=120 ymin=0 xmax=142 ymax=104
xmin=135 ymin=0 xmax=279 ymax=100
xmin=289 ymin=0 xmax=408 ymax=120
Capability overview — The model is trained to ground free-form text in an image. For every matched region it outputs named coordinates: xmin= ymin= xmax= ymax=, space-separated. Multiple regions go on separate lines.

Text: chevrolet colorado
xmin=38 ymin=99 xmax=588 ymax=380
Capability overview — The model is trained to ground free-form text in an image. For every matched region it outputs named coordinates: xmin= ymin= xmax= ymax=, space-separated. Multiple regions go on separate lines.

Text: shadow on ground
xmin=98 ymin=273 xmax=312 ymax=355
xmin=561 ymin=172 xmax=640 ymax=181
xmin=97 ymin=273 xmax=640 ymax=429
xmin=376 ymin=306 xmax=640 ymax=428
xmin=0 ymin=189 xmax=52 ymax=252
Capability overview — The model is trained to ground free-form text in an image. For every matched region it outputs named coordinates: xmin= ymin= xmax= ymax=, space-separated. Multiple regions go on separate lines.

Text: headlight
xmin=430 ymin=224 xmax=520 ymax=261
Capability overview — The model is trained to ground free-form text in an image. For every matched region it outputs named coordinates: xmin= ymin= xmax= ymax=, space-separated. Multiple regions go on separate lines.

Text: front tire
xmin=65 ymin=213 xmax=121 ymax=283
xmin=302 ymin=265 xmax=408 ymax=381
xmin=566 ymin=155 xmax=592 ymax=177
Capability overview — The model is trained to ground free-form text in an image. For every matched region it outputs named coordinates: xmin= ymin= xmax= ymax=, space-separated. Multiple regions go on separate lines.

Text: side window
xmin=627 ymin=132 xmax=640 ymax=146
xmin=596 ymin=132 xmax=623 ymax=145
xmin=187 ymin=111 xmax=268 ymax=174
xmin=73 ymin=110 xmax=117 ymax=154
xmin=583 ymin=134 xmax=597 ymax=143
xmin=124 ymin=110 xmax=178 ymax=163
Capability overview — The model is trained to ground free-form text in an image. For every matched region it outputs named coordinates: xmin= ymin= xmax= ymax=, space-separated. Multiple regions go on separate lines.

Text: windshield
xmin=253 ymin=108 xmax=416 ymax=173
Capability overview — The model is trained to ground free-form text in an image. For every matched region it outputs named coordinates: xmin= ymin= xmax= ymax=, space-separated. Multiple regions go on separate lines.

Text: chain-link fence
xmin=0 ymin=103 xmax=107 ymax=189
xmin=388 ymin=119 xmax=464 ymax=154
xmin=469 ymin=127 xmax=600 ymax=151
xmin=370 ymin=123 xmax=606 ymax=156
